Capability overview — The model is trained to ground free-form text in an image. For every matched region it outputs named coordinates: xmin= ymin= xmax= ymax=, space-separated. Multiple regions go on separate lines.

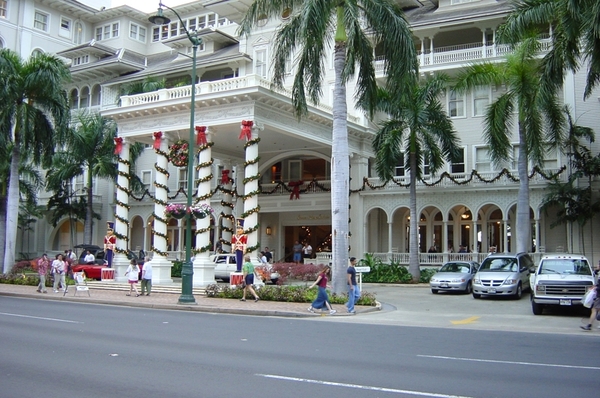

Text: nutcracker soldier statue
xmin=104 ymin=222 xmax=116 ymax=267
xmin=231 ymin=219 xmax=247 ymax=272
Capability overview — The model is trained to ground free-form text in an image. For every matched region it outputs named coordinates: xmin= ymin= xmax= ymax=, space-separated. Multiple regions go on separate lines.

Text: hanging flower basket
xmin=190 ymin=204 xmax=214 ymax=219
xmin=165 ymin=203 xmax=187 ymax=219
xmin=168 ymin=140 xmax=189 ymax=168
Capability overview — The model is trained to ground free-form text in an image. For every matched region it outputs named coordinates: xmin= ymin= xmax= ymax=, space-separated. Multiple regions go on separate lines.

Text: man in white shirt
xmin=141 ymin=257 xmax=153 ymax=296
xmin=303 ymin=242 xmax=313 ymax=259
xmin=83 ymin=251 xmax=95 ymax=264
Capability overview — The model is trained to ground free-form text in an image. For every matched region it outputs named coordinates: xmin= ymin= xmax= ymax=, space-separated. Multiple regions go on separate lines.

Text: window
xmin=169 ymin=21 xmax=178 ymax=37
xmin=72 ymin=55 xmax=89 ymax=65
xmin=510 ymin=145 xmax=520 ymax=171
xmin=141 ymin=170 xmax=152 ymax=191
xmin=448 ymin=89 xmax=465 ymax=118
xmin=423 ymin=157 xmax=431 ymax=176
xmin=451 ymin=148 xmax=465 ymax=173
xmin=73 ymin=175 xmax=85 ymax=193
xmin=543 ymin=146 xmax=559 ymax=170
xmin=394 ymin=153 xmax=405 ymax=177
xmin=34 ymin=11 xmax=49 ymax=31
xmin=60 ymin=16 xmax=71 ymax=38
xmin=451 ymin=0 xmax=478 ymax=4
xmin=473 ymin=86 xmax=490 ymax=117
xmin=255 ymin=48 xmax=267 ymax=78
xmin=96 ymin=22 xmax=119 ymax=41
xmin=475 ymin=147 xmax=492 ymax=172
xmin=178 ymin=168 xmax=188 ymax=190
xmin=74 ymin=22 xmax=83 ymax=44
xmin=129 ymin=23 xmax=146 ymax=42
xmin=0 ymin=0 xmax=6 ymax=18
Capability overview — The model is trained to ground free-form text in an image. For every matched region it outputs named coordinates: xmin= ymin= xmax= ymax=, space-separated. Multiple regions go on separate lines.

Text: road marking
xmin=257 ymin=374 xmax=474 ymax=398
xmin=418 ymin=355 xmax=600 ymax=371
xmin=0 ymin=312 xmax=82 ymax=324
xmin=451 ymin=316 xmax=480 ymax=325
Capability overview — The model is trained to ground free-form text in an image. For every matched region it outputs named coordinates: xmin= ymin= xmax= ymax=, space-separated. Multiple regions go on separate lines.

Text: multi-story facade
xmin=2 ymin=0 xmax=599 ymax=284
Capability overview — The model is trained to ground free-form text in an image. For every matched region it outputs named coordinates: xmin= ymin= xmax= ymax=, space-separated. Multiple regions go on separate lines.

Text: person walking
xmin=125 ymin=259 xmax=141 ymax=297
xmin=346 ymin=257 xmax=360 ymax=314
xmin=240 ymin=255 xmax=259 ymax=302
xmin=307 ymin=265 xmax=336 ymax=315
xmin=52 ymin=254 xmax=66 ymax=293
xmin=36 ymin=254 xmax=50 ymax=293
xmin=581 ymin=282 xmax=600 ymax=331
xmin=140 ymin=257 xmax=152 ymax=296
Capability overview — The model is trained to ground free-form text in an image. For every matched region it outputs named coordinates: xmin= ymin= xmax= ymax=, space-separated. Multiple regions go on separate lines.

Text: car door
xmin=519 ymin=255 xmax=533 ymax=288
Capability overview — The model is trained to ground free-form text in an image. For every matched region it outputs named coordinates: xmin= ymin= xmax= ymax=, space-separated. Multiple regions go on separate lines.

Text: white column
xmin=192 ymin=128 xmax=216 ymax=286
xmin=420 ymin=38 xmax=425 ymax=66
xmin=482 ymin=29 xmax=487 ymax=58
xmin=388 ymin=222 xmax=393 ymax=253
xmin=149 ymin=134 xmax=173 ymax=284
xmin=429 ymin=36 xmax=434 ymax=65
xmin=113 ymin=139 xmax=130 ymax=281
xmin=221 ymin=160 xmax=234 ymax=253
xmin=502 ymin=219 xmax=509 ymax=253
xmin=243 ymin=123 xmax=260 ymax=258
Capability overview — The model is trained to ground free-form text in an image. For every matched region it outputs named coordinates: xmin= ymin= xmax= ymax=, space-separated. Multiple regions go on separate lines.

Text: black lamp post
xmin=149 ymin=3 xmax=202 ymax=304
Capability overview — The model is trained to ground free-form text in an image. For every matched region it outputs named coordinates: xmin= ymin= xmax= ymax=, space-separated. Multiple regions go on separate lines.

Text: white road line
xmin=0 ymin=312 xmax=82 ymax=324
xmin=418 ymin=354 xmax=600 ymax=371
xmin=257 ymin=374 xmax=474 ymax=398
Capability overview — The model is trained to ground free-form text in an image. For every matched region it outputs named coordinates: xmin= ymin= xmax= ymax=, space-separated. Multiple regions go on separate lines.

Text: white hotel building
xmin=1 ymin=0 xmax=599 ymax=283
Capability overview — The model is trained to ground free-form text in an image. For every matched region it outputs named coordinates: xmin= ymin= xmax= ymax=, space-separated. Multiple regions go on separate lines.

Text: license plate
xmin=440 ymin=283 xmax=449 ymax=288
xmin=559 ymin=299 xmax=572 ymax=306
xmin=487 ymin=288 xmax=496 ymax=294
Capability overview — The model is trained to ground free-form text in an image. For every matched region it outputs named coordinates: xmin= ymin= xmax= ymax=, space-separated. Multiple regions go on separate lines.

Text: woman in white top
xmin=52 ymin=254 xmax=66 ymax=293
xmin=125 ymin=259 xmax=141 ymax=297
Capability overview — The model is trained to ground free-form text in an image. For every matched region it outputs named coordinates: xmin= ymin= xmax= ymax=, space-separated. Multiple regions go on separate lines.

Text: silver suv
xmin=529 ymin=254 xmax=596 ymax=315
xmin=472 ymin=253 xmax=533 ymax=299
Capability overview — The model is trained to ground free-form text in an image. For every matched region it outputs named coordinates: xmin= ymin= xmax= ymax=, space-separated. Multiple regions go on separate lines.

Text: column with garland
xmin=149 ymin=132 xmax=174 ymax=284
xmin=112 ymin=137 xmax=131 ymax=281
xmin=241 ymin=120 xmax=261 ymax=256
xmin=220 ymin=160 xmax=235 ymax=253
xmin=192 ymin=126 xmax=216 ymax=285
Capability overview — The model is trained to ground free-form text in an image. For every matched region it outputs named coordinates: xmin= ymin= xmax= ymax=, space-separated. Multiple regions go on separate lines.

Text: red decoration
xmin=195 ymin=126 xmax=207 ymax=145
xmin=114 ymin=137 xmax=123 ymax=155
xmin=289 ymin=180 xmax=303 ymax=200
xmin=239 ymin=120 xmax=253 ymax=141
xmin=221 ymin=169 xmax=231 ymax=185
xmin=153 ymin=131 xmax=162 ymax=150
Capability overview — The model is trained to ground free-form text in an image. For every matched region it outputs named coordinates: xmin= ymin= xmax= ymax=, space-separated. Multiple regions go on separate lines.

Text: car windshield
xmin=539 ymin=259 xmax=592 ymax=275
xmin=479 ymin=258 xmax=517 ymax=272
xmin=439 ymin=263 xmax=470 ymax=273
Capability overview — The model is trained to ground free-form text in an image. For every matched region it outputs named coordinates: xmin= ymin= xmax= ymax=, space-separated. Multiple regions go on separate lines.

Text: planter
xmin=171 ymin=212 xmax=187 ymax=220
xmin=192 ymin=212 xmax=207 ymax=219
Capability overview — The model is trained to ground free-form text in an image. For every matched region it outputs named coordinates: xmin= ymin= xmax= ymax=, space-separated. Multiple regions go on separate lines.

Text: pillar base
xmin=146 ymin=256 xmax=174 ymax=285
xmin=112 ymin=253 xmax=130 ymax=283
xmin=192 ymin=254 xmax=216 ymax=286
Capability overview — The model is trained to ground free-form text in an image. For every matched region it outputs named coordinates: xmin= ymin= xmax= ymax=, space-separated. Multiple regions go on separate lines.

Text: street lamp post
xmin=149 ymin=3 xmax=202 ymax=304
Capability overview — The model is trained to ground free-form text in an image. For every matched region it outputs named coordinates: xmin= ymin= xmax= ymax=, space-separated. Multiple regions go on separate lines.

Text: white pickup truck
xmin=529 ymin=254 xmax=597 ymax=315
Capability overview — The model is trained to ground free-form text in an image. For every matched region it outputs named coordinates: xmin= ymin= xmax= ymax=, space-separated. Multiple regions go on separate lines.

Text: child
xmin=125 ymin=259 xmax=140 ymax=297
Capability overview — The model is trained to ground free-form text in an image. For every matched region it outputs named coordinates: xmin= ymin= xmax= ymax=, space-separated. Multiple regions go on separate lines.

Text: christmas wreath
xmin=168 ymin=140 xmax=189 ymax=167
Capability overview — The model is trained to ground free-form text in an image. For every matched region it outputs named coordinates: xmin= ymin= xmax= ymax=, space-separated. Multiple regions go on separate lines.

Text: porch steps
xmin=85 ymin=281 xmax=207 ymax=296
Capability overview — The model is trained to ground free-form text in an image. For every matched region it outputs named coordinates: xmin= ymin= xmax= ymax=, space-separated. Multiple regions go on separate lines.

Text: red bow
xmin=221 ymin=169 xmax=230 ymax=185
xmin=289 ymin=180 xmax=303 ymax=200
xmin=153 ymin=131 xmax=162 ymax=150
xmin=195 ymin=126 xmax=207 ymax=145
xmin=114 ymin=137 xmax=123 ymax=155
xmin=239 ymin=120 xmax=253 ymax=141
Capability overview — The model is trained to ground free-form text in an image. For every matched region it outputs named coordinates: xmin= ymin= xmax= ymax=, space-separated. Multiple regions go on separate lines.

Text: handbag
xmin=582 ymin=289 xmax=596 ymax=308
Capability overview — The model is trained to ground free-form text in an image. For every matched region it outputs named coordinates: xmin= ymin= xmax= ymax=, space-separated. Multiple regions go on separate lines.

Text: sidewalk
xmin=0 ymin=281 xmax=379 ymax=318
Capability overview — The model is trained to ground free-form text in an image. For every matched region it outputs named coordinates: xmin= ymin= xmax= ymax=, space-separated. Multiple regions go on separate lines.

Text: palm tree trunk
xmin=84 ymin=169 xmax=93 ymax=244
xmin=408 ymin=152 xmax=420 ymax=281
xmin=0 ymin=195 xmax=6 ymax=272
xmin=516 ymin=124 xmax=531 ymax=254
xmin=331 ymin=41 xmax=350 ymax=295
xmin=3 ymin=146 xmax=20 ymax=272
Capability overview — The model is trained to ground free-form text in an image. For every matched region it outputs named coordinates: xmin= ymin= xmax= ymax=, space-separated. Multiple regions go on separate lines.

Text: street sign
xmin=355 ymin=266 xmax=371 ymax=273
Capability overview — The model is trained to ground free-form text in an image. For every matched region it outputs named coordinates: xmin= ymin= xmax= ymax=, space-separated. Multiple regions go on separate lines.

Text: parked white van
xmin=529 ymin=254 xmax=596 ymax=315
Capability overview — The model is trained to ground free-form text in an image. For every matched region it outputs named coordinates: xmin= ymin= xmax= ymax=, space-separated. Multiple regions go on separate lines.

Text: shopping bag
xmin=583 ymin=288 xmax=596 ymax=308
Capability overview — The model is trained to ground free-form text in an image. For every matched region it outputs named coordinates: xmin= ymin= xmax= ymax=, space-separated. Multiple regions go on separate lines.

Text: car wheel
xmin=431 ymin=289 xmax=438 ymax=294
xmin=472 ymin=292 xmax=481 ymax=299
xmin=531 ymin=297 xmax=544 ymax=315
xmin=514 ymin=283 xmax=523 ymax=300
xmin=270 ymin=278 xmax=278 ymax=285
xmin=464 ymin=282 xmax=472 ymax=295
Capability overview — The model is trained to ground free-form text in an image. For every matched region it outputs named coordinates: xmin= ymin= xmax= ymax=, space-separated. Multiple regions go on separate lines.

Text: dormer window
xmin=72 ymin=55 xmax=89 ymax=66
xmin=450 ymin=0 xmax=479 ymax=4
xmin=96 ymin=22 xmax=119 ymax=41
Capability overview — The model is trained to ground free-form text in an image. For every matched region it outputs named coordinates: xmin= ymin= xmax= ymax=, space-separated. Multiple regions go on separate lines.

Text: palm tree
xmin=46 ymin=111 xmax=145 ymax=245
xmin=372 ymin=74 xmax=461 ymax=281
xmin=453 ymin=38 xmax=565 ymax=254
xmin=499 ymin=0 xmax=600 ymax=98
xmin=0 ymin=49 xmax=70 ymax=273
xmin=238 ymin=0 xmax=416 ymax=293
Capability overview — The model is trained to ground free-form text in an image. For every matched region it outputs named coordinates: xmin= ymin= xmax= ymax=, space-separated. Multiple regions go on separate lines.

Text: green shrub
xmin=206 ymin=283 xmax=377 ymax=306
xmin=171 ymin=261 xmax=182 ymax=278
xmin=359 ymin=254 xmax=439 ymax=283
xmin=419 ymin=268 xmax=439 ymax=283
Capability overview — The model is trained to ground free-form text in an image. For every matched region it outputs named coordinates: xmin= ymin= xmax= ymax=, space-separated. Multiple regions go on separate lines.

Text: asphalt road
xmin=0 ymin=296 xmax=596 ymax=398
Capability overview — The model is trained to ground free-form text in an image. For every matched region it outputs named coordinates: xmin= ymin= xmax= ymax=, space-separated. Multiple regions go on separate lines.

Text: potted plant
xmin=190 ymin=204 xmax=213 ymax=219
xmin=165 ymin=203 xmax=187 ymax=219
